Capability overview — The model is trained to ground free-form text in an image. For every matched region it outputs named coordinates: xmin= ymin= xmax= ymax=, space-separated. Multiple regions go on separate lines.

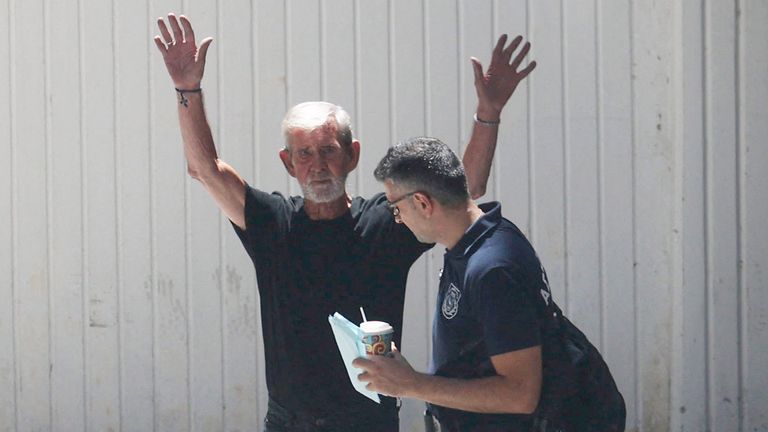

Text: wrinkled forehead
xmin=287 ymin=118 xmax=340 ymax=147
xmin=313 ymin=117 xmax=339 ymax=136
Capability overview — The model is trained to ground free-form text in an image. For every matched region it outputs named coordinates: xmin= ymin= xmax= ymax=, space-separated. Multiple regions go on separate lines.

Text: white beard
xmin=301 ymin=174 xmax=347 ymax=203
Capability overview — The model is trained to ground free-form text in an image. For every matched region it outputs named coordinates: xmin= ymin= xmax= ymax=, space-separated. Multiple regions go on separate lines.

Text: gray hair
xmin=374 ymin=137 xmax=469 ymax=208
xmin=281 ymin=101 xmax=354 ymax=152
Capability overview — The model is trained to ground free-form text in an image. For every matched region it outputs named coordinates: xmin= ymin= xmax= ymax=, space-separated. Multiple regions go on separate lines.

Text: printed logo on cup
xmin=360 ymin=321 xmax=394 ymax=356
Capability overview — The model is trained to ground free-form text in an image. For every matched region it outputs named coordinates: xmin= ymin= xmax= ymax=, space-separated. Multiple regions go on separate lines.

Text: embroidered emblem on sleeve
xmin=442 ymin=283 xmax=461 ymax=319
xmin=539 ymin=262 xmax=552 ymax=306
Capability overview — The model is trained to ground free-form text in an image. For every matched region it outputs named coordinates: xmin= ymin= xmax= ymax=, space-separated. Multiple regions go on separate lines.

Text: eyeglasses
xmin=387 ymin=191 xmax=420 ymax=218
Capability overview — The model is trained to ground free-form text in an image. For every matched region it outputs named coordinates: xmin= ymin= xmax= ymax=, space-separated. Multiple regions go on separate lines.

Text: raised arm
xmin=463 ymin=35 xmax=536 ymax=199
xmin=154 ymin=14 xmax=247 ymax=229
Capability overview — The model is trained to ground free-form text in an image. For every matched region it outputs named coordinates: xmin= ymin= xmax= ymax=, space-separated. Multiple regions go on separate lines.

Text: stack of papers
xmin=327 ymin=312 xmax=380 ymax=403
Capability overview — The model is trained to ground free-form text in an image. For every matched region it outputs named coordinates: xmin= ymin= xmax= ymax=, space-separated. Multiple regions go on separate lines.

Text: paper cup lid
xmin=360 ymin=321 xmax=393 ymax=334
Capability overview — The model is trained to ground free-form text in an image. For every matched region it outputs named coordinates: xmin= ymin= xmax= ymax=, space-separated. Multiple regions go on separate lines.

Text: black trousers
xmin=432 ymin=410 xmax=624 ymax=432
xmin=433 ymin=416 xmax=534 ymax=432
xmin=263 ymin=397 xmax=399 ymax=432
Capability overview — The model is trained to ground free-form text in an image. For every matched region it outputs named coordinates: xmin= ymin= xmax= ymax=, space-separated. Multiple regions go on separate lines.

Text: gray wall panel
xmin=12 ymin=0 xmax=52 ymax=429
xmin=82 ymin=0 xmax=121 ymax=429
xmin=704 ymin=1 xmax=740 ymax=430
xmin=116 ymin=1 xmax=155 ymax=430
xmin=597 ymin=0 xmax=637 ymax=428
xmin=0 ymin=0 xmax=14 ymax=428
xmin=0 ymin=0 xmax=765 ymax=430
xmin=741 ymin=1 xmax=768 ymax=430
xmin=47 ymin=0 xmax=86 ymax=430
xmin=674 ymin=0 xmax=707 ymax=430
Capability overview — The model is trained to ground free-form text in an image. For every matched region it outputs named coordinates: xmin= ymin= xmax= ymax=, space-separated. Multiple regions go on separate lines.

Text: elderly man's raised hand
xmin=471 ymin=34 xmax=537 ymax=121
xmin=154 ymin=14 xmax=213 ymax=89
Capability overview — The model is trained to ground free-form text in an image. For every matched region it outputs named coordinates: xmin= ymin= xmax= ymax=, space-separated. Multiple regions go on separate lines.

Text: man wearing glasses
xmin=356 ymin=137 xmax=625 ymax=431
xmin=358 ymin=137 xmax=543 ymax=431
xmin=154 ymin=13 xmax=535 ymax=431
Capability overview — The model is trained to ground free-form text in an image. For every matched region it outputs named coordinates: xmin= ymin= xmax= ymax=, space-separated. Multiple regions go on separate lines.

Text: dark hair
xmin=373 ymin=137 xmax=469 ymax=207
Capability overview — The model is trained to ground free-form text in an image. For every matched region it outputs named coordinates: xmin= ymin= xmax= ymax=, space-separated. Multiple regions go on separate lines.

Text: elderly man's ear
xmin=278 ymin=148 xmax=296 ymax=177
xmin=347 ymin=140 xmax=361 ymax=169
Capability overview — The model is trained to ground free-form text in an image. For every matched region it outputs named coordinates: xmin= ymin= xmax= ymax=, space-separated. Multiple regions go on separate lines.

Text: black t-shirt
xmin=429 ymin=201 xmax=549 ymax=430
xmin=232 ymin=185 xmax=431 ymax=419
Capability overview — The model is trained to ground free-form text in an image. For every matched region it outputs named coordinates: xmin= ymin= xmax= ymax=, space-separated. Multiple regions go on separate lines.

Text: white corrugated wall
xmin=0 ymin=1 xmax=765 ymax=431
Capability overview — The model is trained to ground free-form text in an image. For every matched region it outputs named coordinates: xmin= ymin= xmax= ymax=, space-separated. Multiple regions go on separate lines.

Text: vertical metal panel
xmin=13 ymin=0 xmax=52 ymax=429
xmin=81 ymin=0 xmax=121 ymax=429
xmin=596 ymin=0 xmax=637 ymax=427
xmin=255 ymin=0 xmax=288 ymax=195
xmin=741 ymin=1 xmax=768 ymax=430
xmin=118 ymin=4 xmax=157 ymax=431
xmin=562 ymin=0 xmax=601 ymax=346
xmin=392 ymin=0 xmax=426 ymax=141
xmin=356 ymin=0 xmax=391 ymax=197
xmin=704 ymin=1 xmax=741 ymax=430
xmin=425 ymin=0 xmax=460 ymax=157
xmin=0 ymin=0 xmax=15 ymax=429
xmin=116 ymin=0 xmax=154 ymax=429
xmin=287 ymin=0 xmax=322 ymax=104
xmin=321 ymin=0 xmax=356 ymax=109
xmin=632 ymin=0 xmax=675 ymax=429
xmin=674 ymin=0 xmax=708 ymax=431
xmin=47 ymin=0 xmax=86 ymax=429
xmin=2 ymin=1 xmax=768 ymax=431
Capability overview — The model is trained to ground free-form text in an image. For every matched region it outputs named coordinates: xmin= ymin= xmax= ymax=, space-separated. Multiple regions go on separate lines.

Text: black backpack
xmin=532 ymin=297 xmax=626 ymax=432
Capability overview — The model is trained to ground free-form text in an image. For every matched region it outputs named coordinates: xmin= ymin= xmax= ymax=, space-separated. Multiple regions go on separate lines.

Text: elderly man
xmin=355 ymin=137 xmax=625 ymax=431
xmin=154 ymin=13 xmax=535 ymax=431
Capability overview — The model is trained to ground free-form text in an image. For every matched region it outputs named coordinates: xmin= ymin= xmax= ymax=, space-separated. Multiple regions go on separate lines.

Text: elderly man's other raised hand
xmin=154 ymin=14 xmax=213 ymax=89
xmin=471 ymin=35 xmax=537 ymax=122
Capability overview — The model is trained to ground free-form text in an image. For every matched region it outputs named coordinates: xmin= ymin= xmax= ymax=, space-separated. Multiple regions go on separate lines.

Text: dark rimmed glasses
xmin=387 ymin=191 xmax=421 ymax=218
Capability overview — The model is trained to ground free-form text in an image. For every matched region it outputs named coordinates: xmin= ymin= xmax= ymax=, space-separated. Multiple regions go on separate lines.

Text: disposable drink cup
xmin=360 ymin=321 xmax=394 ymax=356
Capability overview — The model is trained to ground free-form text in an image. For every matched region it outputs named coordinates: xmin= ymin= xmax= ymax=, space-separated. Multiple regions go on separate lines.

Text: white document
xmin=328 ymin=312 xmax=380 ymax=403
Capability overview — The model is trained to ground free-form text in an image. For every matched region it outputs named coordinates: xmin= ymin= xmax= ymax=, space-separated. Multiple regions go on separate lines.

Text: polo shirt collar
xmin=445 ymin=201 xmax=502 ymax=258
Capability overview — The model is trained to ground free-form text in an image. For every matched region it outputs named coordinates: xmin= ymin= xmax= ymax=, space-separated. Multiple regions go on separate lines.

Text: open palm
xmin=472 ymin=34 xmax=536 ymax=115
xmin=154 ymin=14 xmax=212 ymax=89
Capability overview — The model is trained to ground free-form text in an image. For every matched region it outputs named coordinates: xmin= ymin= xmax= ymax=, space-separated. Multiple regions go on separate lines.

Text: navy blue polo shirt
xmin=431 ymin=201 xmax=549 ymax=378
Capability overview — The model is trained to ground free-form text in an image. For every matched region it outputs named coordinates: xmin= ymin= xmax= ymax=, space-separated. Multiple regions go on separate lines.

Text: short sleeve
xmin=362 ymin=193 xmax=433 ymax=263
xmin=231 ymin=184 xmax=293 ymax=264
xmin=474 ymin=267 xmax=541 ymax=356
